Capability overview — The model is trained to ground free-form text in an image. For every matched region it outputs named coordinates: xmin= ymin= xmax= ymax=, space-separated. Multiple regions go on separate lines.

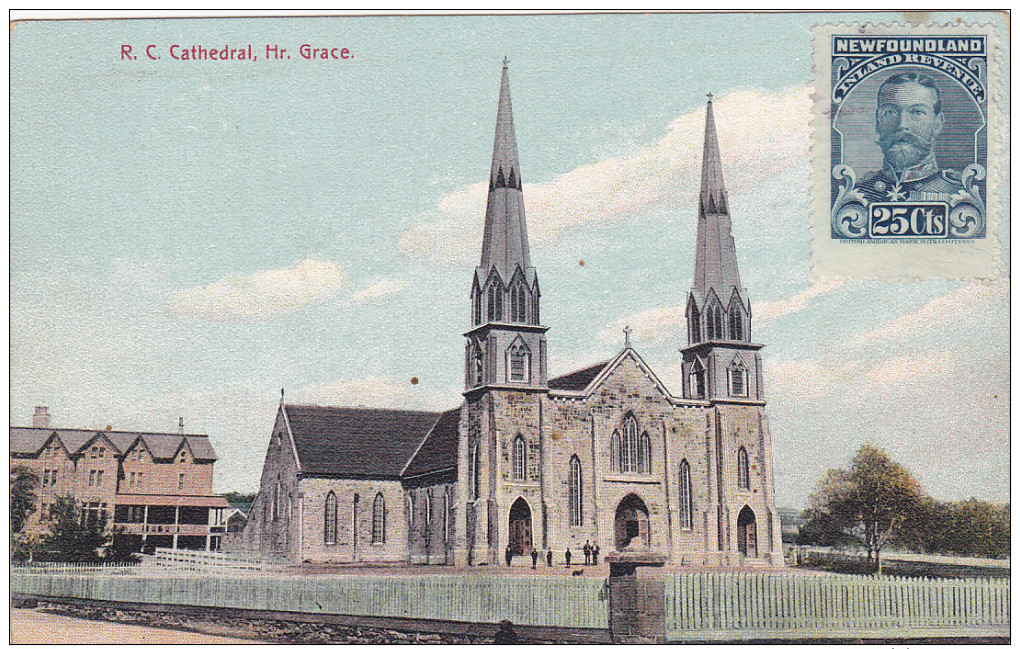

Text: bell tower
xmin=681 ymin=96 xmax=764 ymax=403
xmin=464 ymin=61 xmax=548 ymax=394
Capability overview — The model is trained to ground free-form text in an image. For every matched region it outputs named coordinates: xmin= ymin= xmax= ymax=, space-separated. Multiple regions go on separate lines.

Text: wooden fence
xmin=10 ymin=572 xmax=609 ymax=630
xmin=11 ymin=568 xmax=1009 ymax=640
xmin=148 ymin=548 xmax=281 ymax=573
xmin=665 ymin=572 xmax=1010 ymax=641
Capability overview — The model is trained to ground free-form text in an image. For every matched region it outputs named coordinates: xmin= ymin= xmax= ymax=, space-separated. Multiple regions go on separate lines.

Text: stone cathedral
xmin=236 ymin=64 xmax=784 ymax=568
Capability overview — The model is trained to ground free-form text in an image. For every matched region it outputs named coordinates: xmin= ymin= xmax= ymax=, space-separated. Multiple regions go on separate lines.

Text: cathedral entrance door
xmin=508 ymin=497 xmax=532 ymax=556
xmin=614 ymin=494 xmax=650 ymax=551
xmin=737 ymin=506 xmax=757 ymax=558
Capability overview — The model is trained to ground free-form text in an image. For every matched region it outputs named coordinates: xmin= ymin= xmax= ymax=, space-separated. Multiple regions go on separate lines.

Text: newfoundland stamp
xmin=811 ymin=22 xmax=1005 ymax=280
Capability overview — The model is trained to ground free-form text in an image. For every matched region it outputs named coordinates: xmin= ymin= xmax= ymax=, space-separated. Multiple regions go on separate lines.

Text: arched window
xmin=512 ymin=435 xmax=527 ymax=481
xmin=507 ymin=339 xmax=530 ymax=383
xmin=487 ymin=283 xmax=503 ymax=322
xmin=639 ymin=433 xmax=652 ymax=474
xmin=352 ymin=493 xmax=360 ymax=544
xmin=532 ymin=294 xmax=540 ymax=324
xmin=737 ymin=447 xmax=750 ymax=490
xmin=704 ymin=306 xmax=716 ymax=339
xmin=679 ymin=460 xmax=693 ymax=530
xmin=728 ymin=299 xmax=744 ymax=341
xmin=610 ymin=432 xmax=621 ymax=473
xmin=568 ymin=456 xmax=583 ymax=526
xmin=468 ymin=442 xmax=480 ymax=500
xmin=372 ymin=493 xmax=385 ymax=543
xmin=510 ymin=282 xmax=528 ymax=323
xmin=474 ymin=291 xmax=482 ymax=325
xmin=728 ymin=358 xmax=748 ymax=397
xmin=689 ymin=306 xmax=701 ymax=343
xmin=690 ymin=360 xmax=706 ymax=399
xmin=425 ymin=491 xmax=432 ymax=529
xmin=472 ymin=343 xmax=484 ymax=386
xmin=622 ymin=415 xmax=639 ymax=473
xmin=324 ymin=491 xmax=337 ymax=545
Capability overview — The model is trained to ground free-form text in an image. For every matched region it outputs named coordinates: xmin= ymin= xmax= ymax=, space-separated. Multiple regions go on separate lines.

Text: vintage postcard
xmin=10 ymin=12 xmax=1009 ymax=644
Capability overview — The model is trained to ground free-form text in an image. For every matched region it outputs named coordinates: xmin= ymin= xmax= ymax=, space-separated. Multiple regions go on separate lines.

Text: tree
xmin=41 ymin=496 xmax=110 ymax=563
xmin=10 ymin=465 xmax=40 ymax=534
xmin=805 ymin=444 xmax=922 ymax=573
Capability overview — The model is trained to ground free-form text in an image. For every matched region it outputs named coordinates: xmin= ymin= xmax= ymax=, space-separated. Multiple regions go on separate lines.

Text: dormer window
xmin=728 ymin=297 xmax=744 ymax=341
xmin=728 ymin=357 xmax=748 ymax=397
xmin=510 ymin=282 xmax=527 ymax=323
xmin=507 ymin=338 xmax=530 ymax=383
xmin=487 ymin=283 xmax=503 ymax=321
xmin=689 ymin=305 xmax=701 ymax=343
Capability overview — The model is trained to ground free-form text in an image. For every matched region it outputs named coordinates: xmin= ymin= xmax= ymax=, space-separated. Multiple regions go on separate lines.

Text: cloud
xmin=166 ymin=258 xmax=343 ymax=321
xmin=400 ymin=85 xmax=811 ymax=262
xmin=597 ymin=305 xmax=684 ymax=346
xmin=754 ymin=278 xmax=849 ymax=329
xmin=289 ymin=376 xmax=452 ymax=411
xmin=345 ymin=278 xmax=409 ymax=307
xmin=596 ymin=276 xmax=848 ymax=346
xmin=855 ymin=281 xmax=1007 ymax=342
xmin=863 ymin=351 xmax=958 ymax=385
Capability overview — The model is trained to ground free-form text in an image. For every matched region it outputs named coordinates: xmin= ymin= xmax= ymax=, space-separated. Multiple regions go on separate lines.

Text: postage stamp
xmin=811 ymin=22 xmax=1005 ymax=280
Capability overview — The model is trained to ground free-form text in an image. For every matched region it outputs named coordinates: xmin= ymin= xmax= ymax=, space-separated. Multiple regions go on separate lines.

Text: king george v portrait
xmin=856 ymin=71 xmax=963 ymax=203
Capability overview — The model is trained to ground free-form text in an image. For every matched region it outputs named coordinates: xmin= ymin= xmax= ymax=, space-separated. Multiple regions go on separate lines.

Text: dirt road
xmin=10 ymin=608 xmax=257 ymax=644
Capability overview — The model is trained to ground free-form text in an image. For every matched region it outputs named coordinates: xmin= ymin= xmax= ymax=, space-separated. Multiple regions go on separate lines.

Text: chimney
xmin=33 ymin=406 xmax=51 ymax=428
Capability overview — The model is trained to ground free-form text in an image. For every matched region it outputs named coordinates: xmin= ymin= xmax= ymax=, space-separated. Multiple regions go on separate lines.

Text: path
xmin=10 ymin=608 xmax=258 ymax=644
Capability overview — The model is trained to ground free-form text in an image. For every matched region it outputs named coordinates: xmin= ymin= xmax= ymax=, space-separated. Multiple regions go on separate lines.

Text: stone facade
xmin=237 ymin=67 xmax=784 ymax=569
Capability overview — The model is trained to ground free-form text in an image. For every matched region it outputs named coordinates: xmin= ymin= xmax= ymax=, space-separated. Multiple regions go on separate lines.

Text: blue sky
xmin=10 ymin=13 xmax=1009 ymax=508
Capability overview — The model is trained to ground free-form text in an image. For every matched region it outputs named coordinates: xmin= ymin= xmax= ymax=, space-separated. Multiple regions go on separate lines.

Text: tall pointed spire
xmin=682 ymin=94 xmax=761 ymax=402
xmin=479 ymin=62 xmax=531 ymax=281
xmin=465 ymin=61 xmax=547 ymax=393
xmin=692 ymin=96 xmax=743 ymax=304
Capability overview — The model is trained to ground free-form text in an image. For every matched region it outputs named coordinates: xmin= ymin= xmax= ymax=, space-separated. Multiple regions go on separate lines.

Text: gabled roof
xmin=104 ymin=432 xmax=139 ymax=454
xmin=547 ymin=362 xmax=610 ymax=391
xmin=10 ymin=430 xmax=50 ymax=455
xmin=9 ymin=427 xmax=218 ymax=461
xmin=547 ymin=347 xmax=697 ymax=405
xmin=140 ymin=433 xmax=184 ymax=459
xmin=283 ymin=405 xmax=443 ymax=478
xmin=403 ymin=407 xmax=461 ymax=478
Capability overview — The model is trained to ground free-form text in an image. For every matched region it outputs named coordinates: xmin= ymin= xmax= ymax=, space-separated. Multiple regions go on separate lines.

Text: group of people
xmin=507 ymin=541 xmax=601 ymax=569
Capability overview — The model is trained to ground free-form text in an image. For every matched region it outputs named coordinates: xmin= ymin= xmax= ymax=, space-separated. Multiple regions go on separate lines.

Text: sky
xmin=9 ymin=12 xmax=1010 ymax=509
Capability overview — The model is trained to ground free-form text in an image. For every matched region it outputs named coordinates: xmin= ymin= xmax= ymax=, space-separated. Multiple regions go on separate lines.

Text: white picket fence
xmin=10 ymin=571 xmax=610 ymax=630
xmin=665 ymin=572 xmax=1010 ymax=640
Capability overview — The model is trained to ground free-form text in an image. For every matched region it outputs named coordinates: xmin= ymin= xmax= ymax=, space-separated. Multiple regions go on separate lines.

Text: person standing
xmin=565 ymin=547 xmax=572 ymax=566
xmin=505 ymin=546 xmax=512 ymax=567
xmin=583 ymin=541 xmax=592 ymax=565
xmin=546 ymin=548 xmax=553 ymax=567
xmin=531 ymin=548 xmax=538 ymax=570
xmin=592 ymin=543 xmax=600 ymax=566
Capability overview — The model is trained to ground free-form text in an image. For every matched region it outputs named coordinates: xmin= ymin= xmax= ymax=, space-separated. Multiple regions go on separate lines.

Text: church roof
xmin=547 ymin=362 xmax=610 ymax=391
xmin=402 ymin=407 xmax=462 ymax=479
xmin=9 ymin=427 xmax=218 ymax=461
xmin=283 ymin=404 xmax=443 ymax=478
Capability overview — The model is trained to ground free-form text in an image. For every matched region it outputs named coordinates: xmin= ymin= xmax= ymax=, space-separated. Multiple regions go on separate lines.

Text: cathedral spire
xmin=682 ymin=95 xmax=761 ymax=402
xmin=466 ymin=62 xmax=546 ymax=393
xmin=479 ymin=62 xmax=531 ymax=281
xmin=693 ymin=96 xmax=743 ymax=305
